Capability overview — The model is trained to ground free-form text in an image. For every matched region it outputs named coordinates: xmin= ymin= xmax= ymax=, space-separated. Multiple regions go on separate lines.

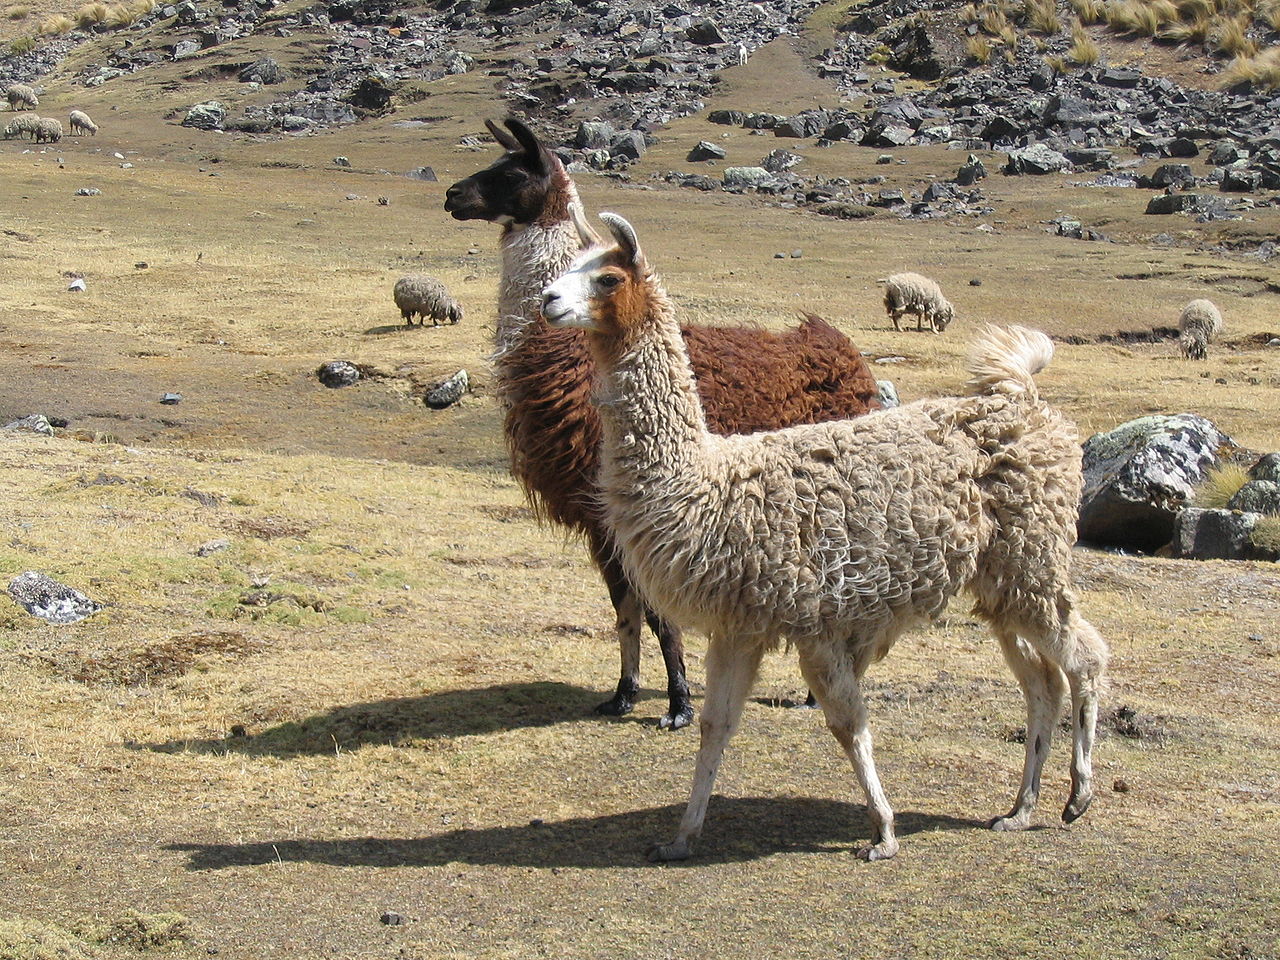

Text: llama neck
xmin=591 ymin=285 xmax=710 ymax=479
xmin=493 ymin=173 xmax=584 ymax=361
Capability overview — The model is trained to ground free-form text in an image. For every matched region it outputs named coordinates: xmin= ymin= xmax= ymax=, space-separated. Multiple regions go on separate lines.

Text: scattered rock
xmin=3 ymin=414 xmax=54 ymax=436
xmin=1227 ymin=480 xmax=1280 ymax=515
xmin=405 ymin=166 xmax=437 ymax=181
xmin=75 ymin=187 xmax=101 ymax=197
xmin=7 ymin=571 xmax=103 ymax=625
xmin=424 ymin=369 xmax=468 ymax=409
xmin=1004 ymin=144 xmax=1071 ymax=176
xmin=196 ymin=539 xmax=231 ymax=557
xmin=181 ymin=100 xmax=226 ymax=130
xmin=67 ymin=278 xmax=86 ymax=292
xmin=160 ymin=393 xmax=182 ymax=404
xmin=1172 ymin=507 xmax=1278 ymax=561
xmin=687 ymin=141 xmax=726 ymax=162
xmin=317 ymin=360 xmax=361 ymax=388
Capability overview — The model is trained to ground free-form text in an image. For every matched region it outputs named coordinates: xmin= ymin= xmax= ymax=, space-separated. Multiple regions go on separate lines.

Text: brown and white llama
xmin=445 ymin=119 xmax=881 ymax=729
xmin=541 ymin=212 xmax=1109 ymax=861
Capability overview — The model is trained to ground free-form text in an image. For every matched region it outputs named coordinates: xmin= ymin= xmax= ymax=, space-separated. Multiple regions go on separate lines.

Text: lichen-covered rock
xmin=317 ymin=360 xmax=360 ymax=388
xmin=1079 ymin=414 xmax=1239 ymax=551
xmin=1004 ymin=144 xmax=1071 ymax=175
xmin=182 ymin=100 xmax=226 ymax=130
xmin=1250 ymin=452 xmax=1280 ymax=483
xmin=1227 ymin=480 xmax=1280 ymax=516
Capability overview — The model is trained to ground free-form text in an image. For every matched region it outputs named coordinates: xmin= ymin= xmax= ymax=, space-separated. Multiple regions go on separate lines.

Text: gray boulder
xmin=722 ymin=166 xmax=772 ymax=189
xmin=1250 ymin=453 xmax=1280 ymax=482
xmin=239 ymin=57 xmax=287 ymax=84
xmin=182 ymin=100 xmax=227 ymax=130
xmin=1078 ymin=414 xmax=1239 ymax=551
xmin=687 ymin=140 xmax=725 ymax=162
xmin=1227 ymin=480 xmax=1280 ymax=515
xmin=3 ymin=414 xmax=54 ymax=436
xmin=1172 ymin=508 xmax=1279 ymax=561
xmin=317 ymin=360 xmax=360 ymax=388
xmin=1004 ymin=144 xmax=1071 ymax=176
xmin=609 ymin=130 xmax=646 ymax=162
xmin=574 ymin=120 xmax=614 ymax=150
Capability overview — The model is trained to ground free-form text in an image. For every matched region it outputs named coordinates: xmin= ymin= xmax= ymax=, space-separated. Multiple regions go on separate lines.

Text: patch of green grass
xmin=78 ymin=912 xmax=188 ymax=950
xmin=8 ymin=32 xmax=34 ymax=51
xmin=0 ymin=919 xmax=96 ymax=960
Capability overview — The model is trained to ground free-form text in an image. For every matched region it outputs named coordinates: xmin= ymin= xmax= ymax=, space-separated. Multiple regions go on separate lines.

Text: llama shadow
xmin=362 ymin=323 xmax=421 ymax=336
xmin=141 ymin=681 xmax=606 ymax=758
xmin=167 ymin=797 xmax=981 ymax=870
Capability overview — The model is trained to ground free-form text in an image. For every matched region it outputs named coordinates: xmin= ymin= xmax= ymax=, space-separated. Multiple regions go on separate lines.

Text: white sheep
xmin=881 ymin=272 xmax=955 ymax=333
xmin=3 ymin=113 xmax=40 ymax=140
xmin=68 ymin=109 xmax=98 ymax=136
xmin=5 ymin=83 xmax=38 ymax=111
xmin=1177 ymin=298 xmax=1222 ymax=360
xmin=33 ymin=117 xmax=62 ymax=143
xmin=392 ymin=274 xmax=462 ymax=327
xmin=541 ymin=213 xmax=1109 ymax=863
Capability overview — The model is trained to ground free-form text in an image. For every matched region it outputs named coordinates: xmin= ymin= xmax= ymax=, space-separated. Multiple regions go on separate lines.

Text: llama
xmin=445 ymin=118 xmax=880 ymax=729
xmin=541 ymin=212 xmax=1109 ymax=861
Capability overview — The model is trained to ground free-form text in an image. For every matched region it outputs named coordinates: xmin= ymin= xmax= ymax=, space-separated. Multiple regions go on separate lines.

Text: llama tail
xmin=966 ymin=324 xmax=1054 ymax=400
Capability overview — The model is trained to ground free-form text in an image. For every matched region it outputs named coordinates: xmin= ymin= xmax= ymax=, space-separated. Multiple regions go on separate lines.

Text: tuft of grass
xmin=1193 ymin=463 xmax=1251 ymax=509
xmin=74 ymin=1 xmax=109 ymax=26
xmin=38 ymin=12 xmax=74 ymax=32
xmin=78 ymin=912 xmax=189 ymax=950
xmin=967 ymin=32 xmax=994 ymax=60
xmin=1071 ymin=0 xmax=1107 ymax=21
xmin=1213 ymin=14 xmax=1258 ymax=56
xmin=9 ymin=34 xmax=35 ymax=53
xmin=960 ymin=2 xmax=981 ymax=21
xmin=1218 ymin=46 xmax=1280 ymax=88
xmin=1159 ymin=13 xmax=1212 ymax=42
xmin=1257 ymin=0 xmax=1280 ymax=30
xmin=1251 ymin=515 xmax=1280 ymax=554
xmin=980 ymin=1 xmax=1013 ymax=33
xmin=0 ymin=919 xmax=96 ymax=960
xmin=1069 ymin=19 xmax=1103 ymax=60
xmin=1045 ymin=52 xmax=1070 ymax=71
xmin=1025 ymin=0 xmax=1064 ymax=32
xmin=5 ymin=4 xmax=31 ymax=19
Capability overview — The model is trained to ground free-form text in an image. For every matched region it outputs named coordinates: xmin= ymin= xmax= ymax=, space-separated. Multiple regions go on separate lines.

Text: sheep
xmin=392 ymin=274 xmax=462 ymax=326
xmin=541 ymin=212 xmax=1109 ymax=862
xmin=445 ymin=118 xmax=881 ymax=729
xmin=68 ymin=109 xmax=98 ymax=136
xmin=3 ymin=113 xmax=40 ymax=140
xmin=1177 ymin=298 xmax=1222 ymax=360
xmin=880 ymin=271 xmax=955 ymax=333
xmin=33 ymin=117 xmax=62 ymax=143
xmin=5 ymin=83 xmax=38 ymax=111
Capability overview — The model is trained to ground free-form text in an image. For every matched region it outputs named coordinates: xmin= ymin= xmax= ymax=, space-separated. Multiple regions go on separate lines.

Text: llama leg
xmin=891 ymin=311 xmax=903 ymax=332
xmin=648 ymin=635 xmax=764 ymax=861
xmin=1063 ymin=613 xmax=1107 ymax=824
xmin=594 ymin=550 xmax=642 ymax=719
xmin=798 ymin=645 xmax=898 ymax=860
xmin=642 ymin=605 xmax=693 ymax=731
xmin=989 ymin=628 xmax=1065 ymax=832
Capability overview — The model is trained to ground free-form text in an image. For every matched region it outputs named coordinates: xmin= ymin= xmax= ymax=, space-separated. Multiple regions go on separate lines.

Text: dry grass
xmin=1252 ymin=515 xmax=1280 ymax=552
xmin=1219 ymin=45 xmax=1280 ymax=87
xmin=1024 ymin=0 xmax=1063 ymax=32
xmin=2 ymin=30 xmax=1280 ymax=960
xmin=1068 ymin=19 xmax=1104 ymax=59
xmin=37 ymin=10 xmax=70 ymax=31
xmin=967 ymin=32 xmax=994 ymax=60
xmin=5 ymin=3 xmax=31 ymax=18
xmin=1193 ymin=463 xmax=1252 ymax=508
xmin=1213 ymin=12 xmax=1259 ymax=54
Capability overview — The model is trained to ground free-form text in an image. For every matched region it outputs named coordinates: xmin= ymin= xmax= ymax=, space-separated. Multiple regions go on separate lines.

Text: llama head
xmin=444 ymin=118 xmax=572 ymax=227
xmin=542 ymin=212 xmax=653 ymax=338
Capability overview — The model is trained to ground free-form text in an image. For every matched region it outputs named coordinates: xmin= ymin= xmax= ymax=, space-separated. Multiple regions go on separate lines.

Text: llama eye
xmin=598 ymin=275 xmax=621 ymax=289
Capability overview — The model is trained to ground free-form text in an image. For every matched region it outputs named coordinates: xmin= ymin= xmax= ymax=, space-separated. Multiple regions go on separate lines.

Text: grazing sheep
xmin=68 ymin=109 xmax=98 ymax=136
xmin=392 ymin=275 xmax=462 ymax=326
xmin=3 ymin=113 xmax=40 ymax=140
xmin=881 ymin=271 xmax=955 ymax=333
xmin=5 ymin=83 xmax=38 ymax=111
xmin=445 ymin=118 xmax=881 ymax=729
xmin=542 ymin=212 xmax=1108 ymax=862
xmin=33 ymin=117 xmax=62 ymax=143
xmin=1177 ymin=298 xmax=1222 ymax=360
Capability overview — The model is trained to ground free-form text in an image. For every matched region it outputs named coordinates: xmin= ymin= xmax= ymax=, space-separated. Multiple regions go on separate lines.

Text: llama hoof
xmin=595 ymin=694 xmax=635 ymax=718
xmin=988 ymin=813 xmax=1032 ymax=832
xmin=657 ymin=705 xmax=694 ymax=731
xmin=788 ymin=690 xmax=820 ymax=710
xmin=647 ymin=839 xmax=692 ymax=862
xmin=1062 ymin=794 xmax=1092 ymax=824
xmin=855 ymin=839 xmax=899 ymax=861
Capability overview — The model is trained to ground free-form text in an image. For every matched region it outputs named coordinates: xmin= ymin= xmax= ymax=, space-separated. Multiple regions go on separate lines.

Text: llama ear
xmin=570 ymin=201 xmax=602 ymax=248
xmin=599 ymin=212 xmax=644 ymax=268
xmin=486 ymin=119 xmax=521 ymax=152
xmin=506 ymin=118 xmax=549 ymax=175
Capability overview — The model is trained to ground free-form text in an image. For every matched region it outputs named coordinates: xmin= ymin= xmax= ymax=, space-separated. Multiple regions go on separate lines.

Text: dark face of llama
xmin=444 ymin=118 xmax=562 ymax=226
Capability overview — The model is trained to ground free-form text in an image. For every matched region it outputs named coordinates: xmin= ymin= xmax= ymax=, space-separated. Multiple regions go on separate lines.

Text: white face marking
xmin=541 ymin=249 xmax=610 ymax=330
